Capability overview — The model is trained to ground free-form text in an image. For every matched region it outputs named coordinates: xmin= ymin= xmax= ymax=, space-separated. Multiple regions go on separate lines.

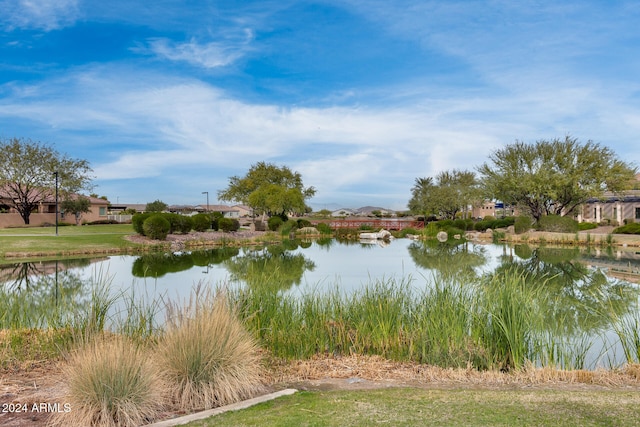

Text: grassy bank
xmin=0 ymin=224 xmax=140 ymax=260
xmin=187 ymin=387 xmax=640 ymax=427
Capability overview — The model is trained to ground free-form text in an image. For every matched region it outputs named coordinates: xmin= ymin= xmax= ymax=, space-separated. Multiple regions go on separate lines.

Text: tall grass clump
xmin=50 ymin=335 xmax=164 ymax=427
xmin=72 ymin=270 xmax=120 ymax=340
xmin=113 ymin=284 xmax=166 ymax=344
xmin=476 ymin=270 xmax=546 ymax=370
xmin=156 ymin=286 xmax=264 ymax=411
xmin=343 ymin=278 xmax=413 ymax=358
xmin=412 ymin=276 xmax=478 ymax=367
xmin=611 ymin=308 xmax=640 ymax=364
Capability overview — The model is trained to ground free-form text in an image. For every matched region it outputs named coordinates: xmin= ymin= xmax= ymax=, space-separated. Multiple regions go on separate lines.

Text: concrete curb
xmin=144 ymin=388 xmax=297 ymax=427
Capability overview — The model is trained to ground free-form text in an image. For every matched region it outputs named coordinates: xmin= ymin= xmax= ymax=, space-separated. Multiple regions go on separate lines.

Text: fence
xmin=312 ymin=219 xmax=424 ymax=230
xmin=107 ymin=214 xmax=133 ymax=223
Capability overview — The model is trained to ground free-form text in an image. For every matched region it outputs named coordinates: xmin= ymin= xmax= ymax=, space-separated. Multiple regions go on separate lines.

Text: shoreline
xmin=3 ymin=226 xmax=640 ymax=261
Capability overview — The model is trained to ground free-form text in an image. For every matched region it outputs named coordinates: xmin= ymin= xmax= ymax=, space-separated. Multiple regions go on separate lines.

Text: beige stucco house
xmin=0 ymin=190 xmax=109 ymax=228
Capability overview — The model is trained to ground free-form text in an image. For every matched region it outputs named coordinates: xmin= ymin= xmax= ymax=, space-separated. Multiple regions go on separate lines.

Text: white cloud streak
xmin=0 ymin=0 xmax=80 ymax=31
xmin=141 ymin=32 xmax=254 ymax=69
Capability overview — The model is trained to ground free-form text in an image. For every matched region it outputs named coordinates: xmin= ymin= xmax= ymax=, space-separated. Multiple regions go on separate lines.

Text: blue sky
xmin=1 ymin=1 xmax=639 ymax=211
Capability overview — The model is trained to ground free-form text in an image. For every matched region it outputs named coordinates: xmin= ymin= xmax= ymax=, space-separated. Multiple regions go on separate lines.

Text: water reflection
xmin=407 ymin=240 xmax=487 ymax=281
xmin=224 ymin=244 xmax=316 ymax=291
xmin=131 ymin=248 xmax=239 ymax=278
xmin=0 ymin=258 xmax=93 ymax=292
xmin=496 ymin=245 xmax=639 ymax=336
xmin=0 ymin=261 xmax=90 ymax=328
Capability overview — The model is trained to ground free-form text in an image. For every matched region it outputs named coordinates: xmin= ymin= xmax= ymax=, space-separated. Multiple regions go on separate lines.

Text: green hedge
xmin=536 ymin=215 xmax=579 ymax=233
xmin=143 ymin=215 xmax=170 ymax=240
xmin=613 ymin=223 xmax=640 ymax=234
xmin=218 ymin=217 xmax=240 ymax=232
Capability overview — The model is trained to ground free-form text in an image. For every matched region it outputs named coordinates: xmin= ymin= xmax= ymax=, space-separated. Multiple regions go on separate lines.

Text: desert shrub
xmin=192 ymin=213 xmax=212 ymax=232
xmin=494 ymin=217 xmax=515 ymax=229
xmin=218 ymin=217 xmax=240 ymax=232
xmin=514 ymin=216 xmax=533 ymax=234
xmin=613 ymin=223 xmax=640 ymax=234
xmin=49 ymin=336 xmax=163 ymax=427
xmin=536 ymin=215 xmax=579 ymax=233
xmin=132 ymin=213 xmax=152 ymax=235
xmin=173 ymin=214 xmax=194 ymax=234
xmin=483 ymin=215 xmax=496 ymax=221
xmin=267 ymin=216 xmax=283 ymax=231
xmin=156 ymin=289 xmax=263 ymax=411
xmin=280 ymin=220 xmax=298 ymax=236
xmin=162 ymin=213 xmax=187 ymax=234
xmin=474 ymin=220 xmax=492 ymax=232
xmin=316 ymin=222 xmax=332 ymax=234
xmin=453 ymin=219 xmax=473 ymax=231
xmin=438 ymin=219 xmax=454 ymax=228
xmin=297 ymin=218 xmax=312 ymax=228
xmin=578 ymin=222 xmax=598 ymax=231
xmin=143 ymin=215 xmax=170 ymax=240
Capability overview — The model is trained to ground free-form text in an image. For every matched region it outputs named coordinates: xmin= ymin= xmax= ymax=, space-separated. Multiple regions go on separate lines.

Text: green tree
xmin=0 ymin=137 xmax=93 ymax=224
xmin=60 ymin=196 xmax=91 ymax=225
xmin=145 ymin=199 xmax=167 ymax=213
xmin=477 ymin=136 xmax=637 ymax=223
xmin=408 ymin=177 xmax=437 ymax=218
xmin=408 ymin=170 xmax=481 ymax=220
xmin=218 ymin=162 xmax=316 ymax=219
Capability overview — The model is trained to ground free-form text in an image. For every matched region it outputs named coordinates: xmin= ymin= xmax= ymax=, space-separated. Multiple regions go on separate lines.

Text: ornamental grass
xmin=156 ymin=286 xmax=264 ymax=412
xmin=49 ymin=335 xmax=164 ymax=427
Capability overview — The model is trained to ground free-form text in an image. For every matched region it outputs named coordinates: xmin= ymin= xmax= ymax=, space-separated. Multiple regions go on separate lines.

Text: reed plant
xmin=536 ymin=332 xmax=595 ymax=370
xmin=412 ymin=276 xmax=478 ymax=367
xmin=611 ymin=309 xmax=640 ymax=364
xmin=476 ymin=270 xmax=546 ymax=370
xmin=156 ymin=285 xmax=264 ymax=411
xmin=112 ymin=283 xmax=165 ymax=344
xmin=50 ymin=335 xmax=164 ymax=427
xmin=228 ymin=269 xmax=611 ymax=371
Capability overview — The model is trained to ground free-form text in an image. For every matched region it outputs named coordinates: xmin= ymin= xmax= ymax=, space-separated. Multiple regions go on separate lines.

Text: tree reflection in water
xmin=224 ymin=242 xmax=316 ymax=291
xmin=0 ymin=259 xmax=91 ymax=328
xmin=407 ymin=240 xmax=488 ymax=281
xmin=494 ymin=245 xmax=639 ymax=347
xmin=131 ymin=248 xmax=240 ymax=278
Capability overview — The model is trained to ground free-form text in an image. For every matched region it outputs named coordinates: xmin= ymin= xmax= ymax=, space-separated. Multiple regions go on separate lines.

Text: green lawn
xmin=186 ymin=388 xmax=640 ymax=427
xmin=0 ymin=224 xmax=139 ymax=260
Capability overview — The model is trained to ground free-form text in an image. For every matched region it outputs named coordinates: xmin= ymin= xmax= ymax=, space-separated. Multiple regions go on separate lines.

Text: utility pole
xmin=54 ymin=171 xmax=59 ymax=236
xmin=202 ymin=191 xmax=209 ymax=212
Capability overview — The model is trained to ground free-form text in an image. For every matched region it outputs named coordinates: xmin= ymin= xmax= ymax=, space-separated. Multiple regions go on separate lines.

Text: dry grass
xmin=268 ymin=354 xmax=640 ymax=389
xmin=48 ymin=335 xmax=164 ymax=427
xmin=156 ymin=287 xmax=265 ymax=412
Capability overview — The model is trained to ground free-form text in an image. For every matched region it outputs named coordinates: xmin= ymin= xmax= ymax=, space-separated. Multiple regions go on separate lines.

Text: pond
xmin=2 ymin=238 xmax=640 ymax=369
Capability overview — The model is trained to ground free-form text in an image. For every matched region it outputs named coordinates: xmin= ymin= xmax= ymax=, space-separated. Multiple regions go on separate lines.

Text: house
xmin=0 ymin=189 xmax=109 ymax=228
xmin=580 ymin=190 xmax=640 ymax=225
xmin=233 ymin=205 xmax=253 ymax=218
xmin=471 ymin=201 xmax=496 ymax=219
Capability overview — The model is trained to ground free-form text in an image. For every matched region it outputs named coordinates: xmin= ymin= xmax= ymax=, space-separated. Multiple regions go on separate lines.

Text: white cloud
xmin=141 ymin=31 xmax=253 ymax=69
xmin=1 ymin=61 xmax=639 ymax=206
xmin=0 ymin=0 xmax=80 ymax=31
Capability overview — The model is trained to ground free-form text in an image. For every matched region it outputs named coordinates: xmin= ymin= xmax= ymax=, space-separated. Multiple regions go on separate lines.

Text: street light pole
xmin=54 ymin=171 xmax=59 ymax=236
xmin=202 ymin=191 xmax=209 ymax=212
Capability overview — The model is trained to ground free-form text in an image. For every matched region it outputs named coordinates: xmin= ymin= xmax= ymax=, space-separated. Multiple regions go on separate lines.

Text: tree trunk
xmin=20 ymin=211 xmax=30 ymax=224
